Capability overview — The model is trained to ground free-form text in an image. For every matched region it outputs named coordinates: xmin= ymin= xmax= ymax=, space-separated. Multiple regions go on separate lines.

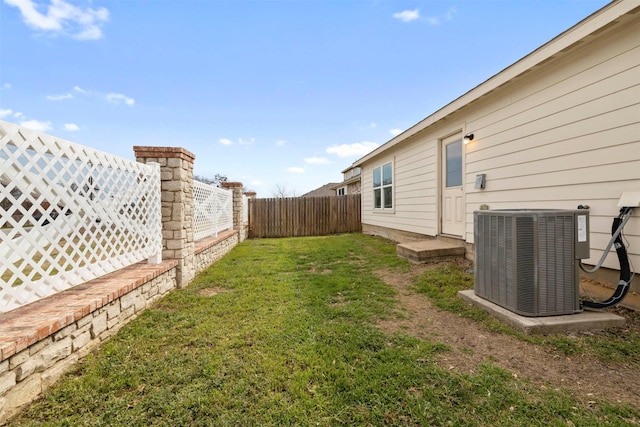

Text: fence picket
xmin=248 ymin=195 xmax=361 ymax=239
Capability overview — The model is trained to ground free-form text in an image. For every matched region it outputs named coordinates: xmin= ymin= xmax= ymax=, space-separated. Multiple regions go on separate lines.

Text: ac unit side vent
xmin=474 ymin=210 xmax=587 ymax=317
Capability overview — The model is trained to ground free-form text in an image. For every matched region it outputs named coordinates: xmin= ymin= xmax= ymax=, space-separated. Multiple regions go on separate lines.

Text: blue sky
xmin=0 ymin=0 xmax=610 ymax=196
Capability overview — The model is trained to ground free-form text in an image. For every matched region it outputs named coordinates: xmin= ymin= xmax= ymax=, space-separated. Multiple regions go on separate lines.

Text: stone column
xmin=133 ymin=146 xmax=195 ymax=288
xmin=221 ymin=182 xmax=244 ymax=231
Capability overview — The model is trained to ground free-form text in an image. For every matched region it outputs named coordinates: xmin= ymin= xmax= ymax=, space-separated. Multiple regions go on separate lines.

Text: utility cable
xmin=581 ymin=207 xmax=634 ymax=309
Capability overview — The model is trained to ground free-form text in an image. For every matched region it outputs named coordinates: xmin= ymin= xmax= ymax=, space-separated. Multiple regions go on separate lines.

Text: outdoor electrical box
xmin=618 ymin=191 xmax=640 ymax=208
xmin=474 ymin=209 xmax=590 ymax=317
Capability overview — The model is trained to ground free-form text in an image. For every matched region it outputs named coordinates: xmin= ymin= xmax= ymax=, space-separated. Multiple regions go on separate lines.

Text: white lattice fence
xmin=0 ymin=120 xmax=162 ymax=313
xmin=193 ymin=180 xmax=233 ymax=240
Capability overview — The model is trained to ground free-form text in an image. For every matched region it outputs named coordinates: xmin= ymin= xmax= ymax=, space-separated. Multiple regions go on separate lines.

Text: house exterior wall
xmin=346 ymin=181 xmax=361 ymax=195
xmin=359 ymin=5 xmax=640 ymax=272
xmin=361 ymin=132 xmax=439 ymax=237
xmin=465 ymin=15 xmax=640 ymax=271
xmin=334 ymin=167 xmax=362 ymax=196
xmin=334 ymin=182 xmax=360 ymax=196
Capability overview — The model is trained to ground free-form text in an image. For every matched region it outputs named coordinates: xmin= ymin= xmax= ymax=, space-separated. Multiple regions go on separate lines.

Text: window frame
xmin=336 ymin=186 xmax=346 ymax=196
xmin=373 ymin=161 xmax=393 ymax=210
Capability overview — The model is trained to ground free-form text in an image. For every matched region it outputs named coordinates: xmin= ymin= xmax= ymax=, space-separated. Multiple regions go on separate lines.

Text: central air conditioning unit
xmin=474 ymin=209 xmax=590 ymax=317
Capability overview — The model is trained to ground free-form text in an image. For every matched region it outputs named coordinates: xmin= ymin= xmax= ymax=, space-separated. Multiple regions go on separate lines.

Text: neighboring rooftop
xmin=301 ymin=183 xmax=340 ymax=198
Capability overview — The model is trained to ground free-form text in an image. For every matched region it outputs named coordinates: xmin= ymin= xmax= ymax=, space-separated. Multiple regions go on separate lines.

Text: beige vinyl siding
xmin=464 ymin=16 xmax=640 ymax=270
xmin=361 ymin=138 xmax=439 ymax=236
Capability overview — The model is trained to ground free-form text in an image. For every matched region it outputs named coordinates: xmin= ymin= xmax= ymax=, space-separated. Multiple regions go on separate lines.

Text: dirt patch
xmin=375 ymin=263 xmax=640 ymax=408
xmin=197 ymin=287 xmax=231 ymax=297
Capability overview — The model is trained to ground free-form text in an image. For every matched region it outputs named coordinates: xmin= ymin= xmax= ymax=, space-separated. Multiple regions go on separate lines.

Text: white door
xmin=441 ymin=134 xmax=465 ymax=237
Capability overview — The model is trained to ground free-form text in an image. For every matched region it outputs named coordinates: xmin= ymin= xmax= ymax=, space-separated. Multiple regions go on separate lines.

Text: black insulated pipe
xmin=582 ymin=208 xmax=633 ymax=309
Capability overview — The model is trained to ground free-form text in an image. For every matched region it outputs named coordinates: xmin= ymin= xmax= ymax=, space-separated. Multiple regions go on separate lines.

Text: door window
xmin=445 ymin=139 xmax=462 ymax=188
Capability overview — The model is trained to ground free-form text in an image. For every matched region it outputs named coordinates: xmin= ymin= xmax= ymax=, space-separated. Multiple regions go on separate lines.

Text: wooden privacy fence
xmin=249 ymin=194 xmax=361 ymax=238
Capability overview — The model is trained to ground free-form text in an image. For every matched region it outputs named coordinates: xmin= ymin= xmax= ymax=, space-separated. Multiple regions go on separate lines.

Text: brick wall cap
xmin=133 ymin=146 xmax=196 ymax=162
xmin=221 ymin=182 xmax=243 ymax=188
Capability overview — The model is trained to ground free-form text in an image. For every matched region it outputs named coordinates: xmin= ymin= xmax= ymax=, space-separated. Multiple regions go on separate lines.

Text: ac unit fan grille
xmin=474 ymin=210 xmax=582 ymax=317
xmin=515 ymin=217 xmax=535 ymax=315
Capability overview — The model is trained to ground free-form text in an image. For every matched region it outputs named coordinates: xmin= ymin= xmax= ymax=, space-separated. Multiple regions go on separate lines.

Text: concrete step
xmin=397 ymin=239 xmax=465 ymax=263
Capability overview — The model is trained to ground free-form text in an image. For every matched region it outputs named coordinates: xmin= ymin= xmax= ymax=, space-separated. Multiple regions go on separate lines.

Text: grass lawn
xmin=7 ymin=234 xmax=639 ymax=426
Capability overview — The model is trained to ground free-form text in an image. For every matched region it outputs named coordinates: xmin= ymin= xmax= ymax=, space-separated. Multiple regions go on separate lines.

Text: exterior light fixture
xmin=463 ymin=133 xmax=474 ymax=144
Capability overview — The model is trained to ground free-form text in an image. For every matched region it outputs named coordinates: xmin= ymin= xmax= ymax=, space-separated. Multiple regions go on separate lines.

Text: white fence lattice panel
xmin=0 ymin=120 xmax=162 ymax=313
xmin=193 ymin=181 xmax=233 ymax=240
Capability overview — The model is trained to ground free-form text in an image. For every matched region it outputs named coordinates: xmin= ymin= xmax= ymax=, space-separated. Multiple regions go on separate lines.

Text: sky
xmin=0 ymin=0 xmax=611 ymax=196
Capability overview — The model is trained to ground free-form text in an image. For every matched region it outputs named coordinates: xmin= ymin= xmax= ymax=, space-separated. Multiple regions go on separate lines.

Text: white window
xmin=337 ymin=187 xmax=346 ymax=196
xmin=373 ymin=162 xmax=393 ymax=209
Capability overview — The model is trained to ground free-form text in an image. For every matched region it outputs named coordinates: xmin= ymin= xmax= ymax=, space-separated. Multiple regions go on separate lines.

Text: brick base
xmin=0 ymin=230 xmax=242 ymax=424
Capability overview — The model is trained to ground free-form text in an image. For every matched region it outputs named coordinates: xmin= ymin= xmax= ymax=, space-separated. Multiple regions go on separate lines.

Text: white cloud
xmin=64 ymin=122 xmax=79 ymax=131
xmin=4 ymin=0 xmax=110 ymax=40
xmin=1 ymin=83 xmax=11 ymax=90
xmin=48 ymin=86 xmax=134 ymax=107
xmin=393 ymin=9 xmax=419 ymax=23
xmin=393 ymin=7 xmax=456 ymax=25
xmin=251 ymin=180 xmax=264 ymax=187
xmin=275 ymin=139 xmax=286 ymax=147
xmin=304 ymin=157 xmax=329 ymax=165
xmin=0 ymin=110 xmax=54 ymax=131
xmin=0 ymin=109 xmax=28 ymax=120
xmin=46 ymin=92 xmax=73 ymax=101
xmin=326 ymin=141 xmax=379 ymax=158
xmin=390 ymin=128 xmax=403 ymax=137
xmin=219 ymin=137 xmax=255 ymax=146
xmin=20 ymin=119 xmax=52 ymax=132
xmin=287 ymin=167 xmax=305 ymax=174
xmin=106 ymin=93 xmax=135 ymax=106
